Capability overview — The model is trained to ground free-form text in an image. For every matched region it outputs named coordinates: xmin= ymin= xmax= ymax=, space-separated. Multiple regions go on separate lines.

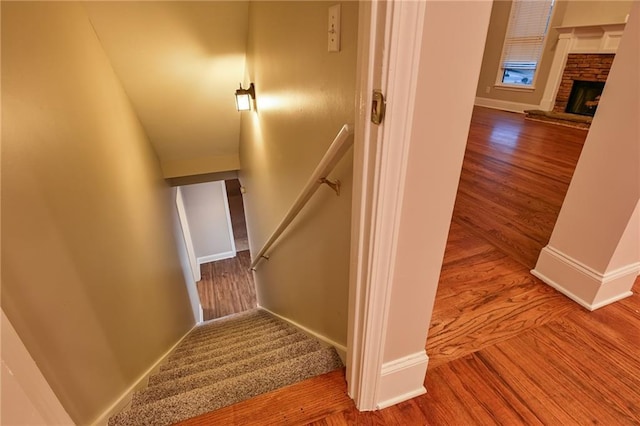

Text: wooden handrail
xmin=251 ymin=124 xmax=355 ymax=270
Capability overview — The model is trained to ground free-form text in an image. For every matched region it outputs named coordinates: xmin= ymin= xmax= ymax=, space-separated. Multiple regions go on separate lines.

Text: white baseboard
xmin=197 ymin=250 xmax=236 ymax=265
xmin=532 ymin=245 xmax=639 ymax=311
xmin=257 ymin=305 xmax=347 ymax=363
xmin=474 ymin=96 xmax=539 ymax=113
xmin=90 ymin=324 xmax=197 ymax=426
xmin=376 ymin=351 xmax=428 ymax=409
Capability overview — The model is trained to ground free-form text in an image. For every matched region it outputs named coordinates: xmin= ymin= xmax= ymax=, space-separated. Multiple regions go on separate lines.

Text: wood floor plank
xmin=476 ymin=316 xmax=640 ymax=425
xmin=438 ymin=221 xmax=496 ymax=266
xmin=430 ymin=218 xmax=575 ymax=367
xmin=423 ymin=355 xmax=544 ymax=425
xmin=427 ymin=280 xmax=574 ymax=368
xmin=472 ymin=341 xmax=593 ymax=424
xmin=540 ymin=323 xmax=640 ymax=421
xmin=429 ymin=106 xmax=587 ymax=366
xmin=460 ymin=151 xmax=570 ymax=205
xmin=196 ymin=251 xmax=257 ymax=321
xmin=175 ymin=369 xmax=353 ymax=426
xmin=451 ymin=107 xmax=585 ymax=268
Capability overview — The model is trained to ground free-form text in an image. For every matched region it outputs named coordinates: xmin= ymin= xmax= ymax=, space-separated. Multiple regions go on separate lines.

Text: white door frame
xmin=1 ymin=309 xmax=75 ymax=425
xmin=175 ymin=186 xmax=201 ymax=282
xmin=219 ymin=180 xmax=238 ymax=259
xmin=347 ymin=0 xmax=494 ymax=410
xmin=347 ymin=0 xmax=428 ymax=410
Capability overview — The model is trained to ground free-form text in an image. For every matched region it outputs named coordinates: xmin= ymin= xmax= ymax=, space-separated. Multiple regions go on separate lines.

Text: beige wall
xmin=1 ymin=3 xmax=195 ymax=424
xmin=475 ymin=0 xmax=568 ymax=106
xmin=181 ymin=181 xmax=234 ymax=260
xmin=562 ymin=0 xmax=632 ymax=26
xmin=239 ymin=2 xmax=358 ymax=347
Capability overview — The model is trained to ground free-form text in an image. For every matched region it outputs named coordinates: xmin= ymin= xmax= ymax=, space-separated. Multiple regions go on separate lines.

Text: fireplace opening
xmin=565 ymin=80 xmax=605 ymax=117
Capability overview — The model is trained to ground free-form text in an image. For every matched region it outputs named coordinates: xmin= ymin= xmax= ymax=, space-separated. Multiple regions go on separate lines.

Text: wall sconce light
xmin=235 ymin=83 xmax=255 ymax=111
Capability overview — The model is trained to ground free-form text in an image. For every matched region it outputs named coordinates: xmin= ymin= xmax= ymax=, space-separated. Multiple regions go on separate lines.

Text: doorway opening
xmin=427 ymin=1 xmax=631 ymax=369
xmin=197 ymin=179 xmax=256 ymax=321
xmin=176 ymin=178 xmax=257 ymax=322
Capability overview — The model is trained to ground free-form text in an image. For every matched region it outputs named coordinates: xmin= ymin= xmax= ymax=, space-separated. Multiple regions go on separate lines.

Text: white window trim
xmin=494 ymin=0 xmax=557 ymax=91
xmin=494 ymin=83 xmax=536 ymax=92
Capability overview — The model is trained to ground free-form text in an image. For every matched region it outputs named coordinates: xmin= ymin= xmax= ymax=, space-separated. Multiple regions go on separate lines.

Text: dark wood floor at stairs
xmin=179 ymin=107 xmax=640 ymax=425
xmin=197 ymin=251 xmax=257 ymax=321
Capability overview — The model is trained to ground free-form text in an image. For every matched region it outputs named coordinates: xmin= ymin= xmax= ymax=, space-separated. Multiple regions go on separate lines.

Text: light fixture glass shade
xmin=235 ymin=93 xmax=252 ymax=111
xmin=234 ymin=83 xmax=255 ymax=111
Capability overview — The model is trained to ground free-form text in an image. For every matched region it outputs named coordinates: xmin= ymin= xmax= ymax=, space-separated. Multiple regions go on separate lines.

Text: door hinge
xmin=371 ymin=90 xmax=386 ymax=125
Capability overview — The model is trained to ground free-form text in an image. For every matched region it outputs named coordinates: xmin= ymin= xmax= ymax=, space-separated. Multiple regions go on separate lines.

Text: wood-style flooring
xmin=180 ymin=281 xmax=640 ymax=425
xmin=197 ymin=251 xmax=257 ymax=321
xmin=426 ymin=106 xmax=588 ymax=367
xmin=452 ymin=106 xmax=586 ymax=268
xmin=180 ymin=107 xmax=640 ymax=424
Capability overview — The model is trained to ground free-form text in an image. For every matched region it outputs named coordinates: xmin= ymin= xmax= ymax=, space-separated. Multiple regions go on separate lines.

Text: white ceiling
xmin=85 ymin=2 xmax=249 ymax=177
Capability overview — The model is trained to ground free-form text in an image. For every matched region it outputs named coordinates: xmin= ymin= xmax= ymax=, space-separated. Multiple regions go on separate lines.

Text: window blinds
xmin=501 ymin=0 xmax=554 ymax=70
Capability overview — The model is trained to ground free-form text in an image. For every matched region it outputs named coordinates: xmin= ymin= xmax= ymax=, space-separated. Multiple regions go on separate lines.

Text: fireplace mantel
xmin=556 ymin=22 xmax=626 ymax=33
xmin=539 ymin=22 xmax=626 ymax=111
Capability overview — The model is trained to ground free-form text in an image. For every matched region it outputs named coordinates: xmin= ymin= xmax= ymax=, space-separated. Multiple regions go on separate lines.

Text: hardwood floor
xmin=197 ymin=251 xmax=257 ymax=321
xmin=426 ymin=221 xmax=576 ymax=368
xmin=180 ymin=282 xmax=640 ymax=425
xmin=452 ymin=106 xmax=586 ymax=268
xmin=179 ymin=107 xmax=640 ymax=424
xmin=426 ymin=107 xmax=586 ymax=366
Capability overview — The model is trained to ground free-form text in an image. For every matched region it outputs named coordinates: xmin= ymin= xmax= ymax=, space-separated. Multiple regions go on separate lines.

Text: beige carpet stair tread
xmin=162 ymin=326 xmax=301 ymax=371
xmin=182 ymin=310 xmax=270 ymax=341
xmin=110 ymin=347 xmax=342 ymax=426
xmin=175 ymin=316 xmax=279 ymax=347
xmin=149 ymin=331 xmax=312 ymax=386
xmin=109 ymin=309 xmax=343 ymax=425
xmin=168 ymin=321 xmax=292 ymax=362
xmin=132 ymin=339 xmax=325 ymax=407
xmin=173 ymin=313 xmax=277 ymax=351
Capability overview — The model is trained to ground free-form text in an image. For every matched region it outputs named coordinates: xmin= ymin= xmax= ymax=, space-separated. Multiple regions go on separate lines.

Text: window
xmin=497 ymin=0 xmax=555 ymax=88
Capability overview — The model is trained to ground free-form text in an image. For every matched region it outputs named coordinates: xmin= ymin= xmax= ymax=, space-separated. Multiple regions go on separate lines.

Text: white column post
xmin=532 ymin=4 xmax=640 ymax=310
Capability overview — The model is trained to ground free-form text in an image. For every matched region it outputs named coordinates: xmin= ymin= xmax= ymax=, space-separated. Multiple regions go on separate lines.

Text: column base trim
xmin=532 ymin=245 xmax=639 ymax=311
xmin=377 ymin=350 xmax=428 ymax=409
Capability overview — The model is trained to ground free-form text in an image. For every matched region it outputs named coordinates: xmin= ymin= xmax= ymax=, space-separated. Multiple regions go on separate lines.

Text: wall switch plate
xmin=328 ymin=4 xmax=341 ymax=52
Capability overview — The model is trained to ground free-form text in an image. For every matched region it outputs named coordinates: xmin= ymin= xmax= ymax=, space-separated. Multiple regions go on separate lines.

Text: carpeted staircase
xmin=109 ymin=309 xmax=343 ymax=426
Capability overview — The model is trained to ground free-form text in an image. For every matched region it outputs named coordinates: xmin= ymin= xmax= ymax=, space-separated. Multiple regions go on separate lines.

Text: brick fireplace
xmin=553 ymin=53 xmax=614 ymax=114
xmin=539 ymin=22 xmax=625 ymax=112
xmin=524 ymin=22 xmax=626 ymax=128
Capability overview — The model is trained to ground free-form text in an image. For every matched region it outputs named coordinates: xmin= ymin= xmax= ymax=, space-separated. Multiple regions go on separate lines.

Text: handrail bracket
xmin=319 ymin=178 xmax=341 ymax=196
xmin=250 ymin=124 xmax=354 ymax=270
xmin=251 ymin=254 xmax=270 ymax=271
